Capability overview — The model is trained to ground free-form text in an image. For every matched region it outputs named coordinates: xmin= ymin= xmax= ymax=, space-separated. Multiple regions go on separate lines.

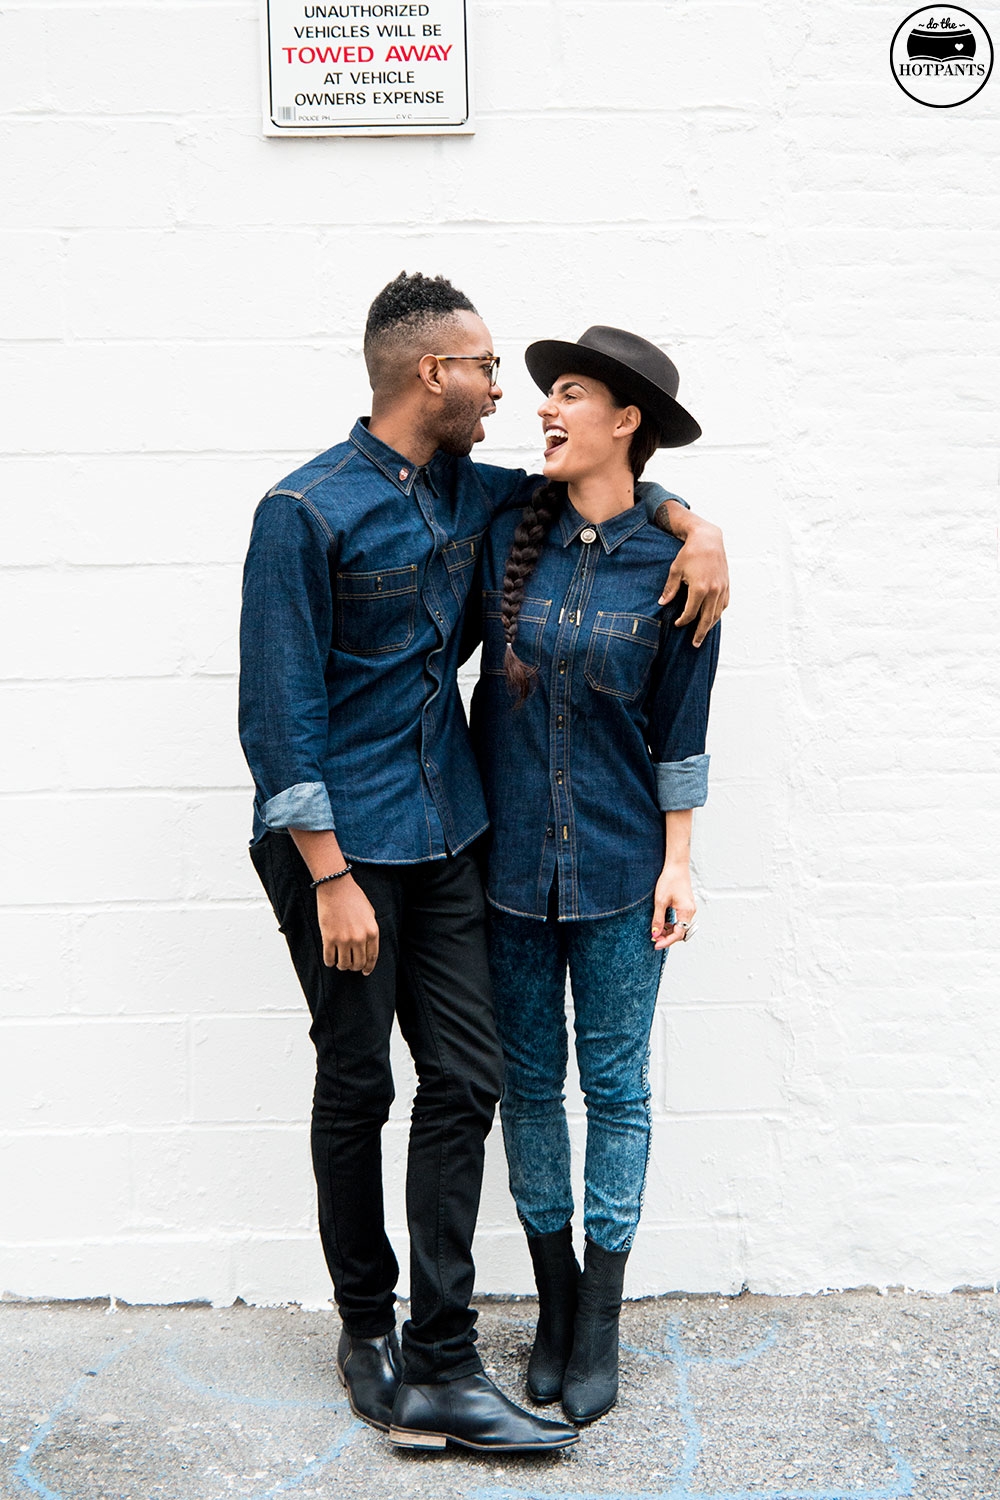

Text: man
xmin=239 ymin=273 xmax=728 ymax=1452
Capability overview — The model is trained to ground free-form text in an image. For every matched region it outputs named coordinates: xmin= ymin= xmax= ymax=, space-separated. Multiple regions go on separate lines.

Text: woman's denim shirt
xmin=470 ymin=497 xmax=719 ymax=921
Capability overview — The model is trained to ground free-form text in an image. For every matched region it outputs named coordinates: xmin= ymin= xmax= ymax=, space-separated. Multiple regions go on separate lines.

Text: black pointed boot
xmin=560 ymin=1238 xmax=629 ymax=1423
xmin=525 ymin=1225 xmax=581 ymax=1403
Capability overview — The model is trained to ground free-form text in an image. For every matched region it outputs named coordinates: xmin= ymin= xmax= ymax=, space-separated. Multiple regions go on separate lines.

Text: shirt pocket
xmin=481 ymin=590 xmax=552 ymax=675
xmin=336 ymin=563 xmax=418 ymax=656
xmin=442 ymin=532 xmax=484 ymax=603
xmin=584 ymin=611 xmax=661 ymax=700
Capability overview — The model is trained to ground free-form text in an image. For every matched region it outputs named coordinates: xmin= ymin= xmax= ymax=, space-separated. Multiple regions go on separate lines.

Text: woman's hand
xmin=651 ymin=863 xmax=696 ymax=951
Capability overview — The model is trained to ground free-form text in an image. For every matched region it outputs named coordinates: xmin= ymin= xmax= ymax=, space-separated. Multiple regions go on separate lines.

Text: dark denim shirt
xmin=470 ymin=498 xmax=720 ymax=920
xmin=239 ymin=420 xmax=686 ymax=866
xmin=239 ymin=419 xmax=533 ymax=862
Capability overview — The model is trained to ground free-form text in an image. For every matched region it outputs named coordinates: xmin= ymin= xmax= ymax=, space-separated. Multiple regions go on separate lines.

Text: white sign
xmin=261 ymin=0 xmax=473 ymax=136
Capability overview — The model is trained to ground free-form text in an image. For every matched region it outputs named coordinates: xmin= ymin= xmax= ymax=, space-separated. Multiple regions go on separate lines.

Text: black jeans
xmin=250 ymin=831 xmax=502 ymax=1383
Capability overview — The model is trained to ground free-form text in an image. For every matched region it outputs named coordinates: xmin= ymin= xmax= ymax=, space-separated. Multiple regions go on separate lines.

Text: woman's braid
xmin=500 ymin=481 xmax=564 ymax=701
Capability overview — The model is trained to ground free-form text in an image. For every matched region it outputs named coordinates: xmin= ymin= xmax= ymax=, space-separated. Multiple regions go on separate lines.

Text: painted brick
xmin=178 ymin=792 xmax=269 ymax=902
xmin=0 ymin=796 xmax=188 ymax=906
xmin=67 ymin=230 xmax=346 ymax=343
xmin=0 ymin=570 xmax=187 ymax=679
xmin=0 ymin=1019 xmax=187 ymax=1128
xmin=0 ymin=233 xmax=66 ymax=339
xmin=130 ymin=1127 xmax=315 ymax=1233
xmin=189 ymin=1016 xmax=315 ymax=1125
xmin=1 ymin=0 xmax=997 ymax=1307
xmin=3 ymin=678 xmax=247 ymax=792
xmin=73 ymin=906 xmax=304 ymax=1017
xmin=0 ymin=457 xmax=275 ymax=567
xmin=0 ymin=1132 xmax=132 ymax=1243
xmin=662 ymin=1007 xmax=787 ymax=1114
xmin=231 ymin=1236 xmax=335 ymax=1311
xmin=0 ymin=122 xmax=183 ymax=230
xmin=0 ymin=913 xmax=75 ymax=1019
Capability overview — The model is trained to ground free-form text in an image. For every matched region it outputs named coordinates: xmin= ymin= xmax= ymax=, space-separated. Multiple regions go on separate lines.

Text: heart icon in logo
xmin=955 ymin=41 xmax=964 ymax=48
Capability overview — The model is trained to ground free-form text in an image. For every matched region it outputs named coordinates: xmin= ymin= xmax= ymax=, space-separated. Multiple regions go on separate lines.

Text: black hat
xmin=524 ymin=326 xmax=701 ymax=448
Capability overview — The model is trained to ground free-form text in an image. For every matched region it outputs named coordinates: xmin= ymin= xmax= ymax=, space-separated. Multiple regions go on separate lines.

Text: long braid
xmin=500 ymin=481 xmax=564 ymax=701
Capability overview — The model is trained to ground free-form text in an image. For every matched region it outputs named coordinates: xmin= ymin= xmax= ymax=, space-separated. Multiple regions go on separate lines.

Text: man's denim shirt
xmin=470 ymin=499 xmax=719 ymax=920
xmin=239 ymin=418 xmax=686 ymax=865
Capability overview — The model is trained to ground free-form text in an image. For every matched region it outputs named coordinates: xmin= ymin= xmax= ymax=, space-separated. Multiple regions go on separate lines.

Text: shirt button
xmin=558 ymin=659 xmax=566 ymax=673
xmin=556 ymin=770 xmax=563 ymax=784
xmin=546 ymin=825 xmax=554 ymax=838
xmin=556 ymin=714 xmax=564 ymax=727
xmin=580 ymin=526 xmax=597 ymax=544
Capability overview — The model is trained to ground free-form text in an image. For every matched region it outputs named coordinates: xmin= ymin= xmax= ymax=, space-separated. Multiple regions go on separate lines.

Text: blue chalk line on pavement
xmin=163 ymin=1339 xmax=351 ymax=1412
xmin=13 ymin=1336 xmax=365 ymax=1500
xmin=13 ymin=1340 xmax=136 ymax=1500
xmin=469 ymin=1316 xmax=915 ymax=1500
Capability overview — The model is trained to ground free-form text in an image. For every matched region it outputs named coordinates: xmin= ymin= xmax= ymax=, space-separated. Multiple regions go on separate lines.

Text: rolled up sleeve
xmin=262 ymin=781 xmax=335 ymax=832
xmin=654 ymin=752 xmax=711 ymax=811
xmin=646 ymin=597 xmax=720 ymax=809
xmin=239 ymin=493 xmax=338 ymax=835
xmin=638 ymin=482 xmax=689 ymax=521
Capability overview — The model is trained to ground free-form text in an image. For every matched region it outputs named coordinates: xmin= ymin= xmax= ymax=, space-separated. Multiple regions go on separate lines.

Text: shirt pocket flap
xmin=336 ymin=564 xmax=418 ymax=655
xmin=482 ymin=590 xmax=552 ymax=675
xmin=585 ymin=611 xmax=661 ymax=699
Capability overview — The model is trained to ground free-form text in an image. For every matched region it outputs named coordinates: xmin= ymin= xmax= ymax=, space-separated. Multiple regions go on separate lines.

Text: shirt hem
xmin=486 ymin=887 xmax=654 ymax=923
xmin=253 ymin=820 xmax=490 ymax=867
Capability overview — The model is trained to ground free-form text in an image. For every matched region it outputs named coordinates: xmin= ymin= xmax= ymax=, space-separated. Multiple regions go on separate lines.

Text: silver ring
xmin=681 ymin=921 xmax=698 ymax=942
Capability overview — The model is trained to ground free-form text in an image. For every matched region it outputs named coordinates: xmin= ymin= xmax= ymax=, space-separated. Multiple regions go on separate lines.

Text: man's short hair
xmin=364 ymin=272 xmax=478 ymax=394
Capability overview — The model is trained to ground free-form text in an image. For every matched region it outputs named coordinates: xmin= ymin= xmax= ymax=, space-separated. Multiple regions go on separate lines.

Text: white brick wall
xmin=2 ymin=0 xmax=997 ymax=1306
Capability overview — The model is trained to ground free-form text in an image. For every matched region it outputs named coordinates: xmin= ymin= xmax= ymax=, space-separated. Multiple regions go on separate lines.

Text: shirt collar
xmin=557 ymin=497 xmax=650 ymax=554
xmin=349 ymin=417 xmax=438 ymax=496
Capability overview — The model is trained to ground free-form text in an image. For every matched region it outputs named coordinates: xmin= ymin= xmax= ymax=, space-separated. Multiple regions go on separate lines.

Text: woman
xmin=470 ymin=327 xmax=719 ymax=1424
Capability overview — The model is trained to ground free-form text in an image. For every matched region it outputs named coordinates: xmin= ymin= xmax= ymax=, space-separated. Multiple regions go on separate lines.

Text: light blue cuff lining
xmin=263 ymin=782 xmax=336 ymax=832
xmin=655 ymin=754 xmax=710 ymax=811
xmin=637 ymin=482 xmax=689 ymax=521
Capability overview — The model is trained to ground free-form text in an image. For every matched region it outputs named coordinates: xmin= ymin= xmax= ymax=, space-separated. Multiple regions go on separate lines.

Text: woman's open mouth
xmin=544 ymin=426 xmax=568 ymax=457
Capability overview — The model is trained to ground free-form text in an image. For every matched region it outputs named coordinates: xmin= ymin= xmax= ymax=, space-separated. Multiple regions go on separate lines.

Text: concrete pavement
xmin=2 ymin=1291 xmax=998 ymax=1500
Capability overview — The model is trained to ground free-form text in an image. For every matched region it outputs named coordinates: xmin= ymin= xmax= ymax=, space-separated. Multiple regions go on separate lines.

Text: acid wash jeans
xmin=486 ymin=897 xmax=666 ymax=1254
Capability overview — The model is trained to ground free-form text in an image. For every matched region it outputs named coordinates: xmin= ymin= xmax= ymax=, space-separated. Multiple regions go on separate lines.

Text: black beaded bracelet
xmin=310 ymin=864 xmax=353 ymax=888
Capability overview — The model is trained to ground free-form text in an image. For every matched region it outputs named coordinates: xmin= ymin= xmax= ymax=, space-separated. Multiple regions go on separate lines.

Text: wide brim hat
xmin=524 ymin=325 xmax=701 ymax=448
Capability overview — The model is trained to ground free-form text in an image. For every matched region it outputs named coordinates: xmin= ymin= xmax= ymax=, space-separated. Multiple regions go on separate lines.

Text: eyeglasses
xmin=429 ymin=354 xmax=501 ymax=385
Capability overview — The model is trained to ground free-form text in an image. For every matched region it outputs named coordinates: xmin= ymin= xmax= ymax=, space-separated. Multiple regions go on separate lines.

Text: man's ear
xmin=417 ymin=354 xmax=444 ymax=395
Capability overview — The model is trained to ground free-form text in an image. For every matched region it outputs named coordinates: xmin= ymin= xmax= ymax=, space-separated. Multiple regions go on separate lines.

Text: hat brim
xmin=524 ymin=340 xmax=701 ymax=448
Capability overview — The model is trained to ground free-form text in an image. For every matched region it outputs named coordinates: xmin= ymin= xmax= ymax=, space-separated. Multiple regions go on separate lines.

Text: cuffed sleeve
xmin=263 ymin=782 xmax=335 ymax=832
xmin=655 ymin=753 xmax=711 ymax=811
xmin=637 ymin=481 xmax=689 ymax=523
xmin=646 ymin=603 xmax=720 ymax=790
xmin=239 ymin=493 xmax=338 ymax=834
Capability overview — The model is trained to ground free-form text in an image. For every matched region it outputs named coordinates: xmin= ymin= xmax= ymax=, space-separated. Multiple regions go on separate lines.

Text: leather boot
xmin=561 ymin=1239 xmax=629 ymax=1423
xmin=336 ymin=1328 xmax=402 ymax=1431
xmin=389 ymin=1371 xmax=579 ymax=1451
xmin=525 ymin=1225 xmax=580 ymax=1403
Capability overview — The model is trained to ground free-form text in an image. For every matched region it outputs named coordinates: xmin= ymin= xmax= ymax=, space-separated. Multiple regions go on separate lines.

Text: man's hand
xmin=655 ymin=501 xmax=729 ymax=647
xmin=316 ymin=876 xmax=380 ymax=975
xmin=290 ymin=827 xmax=380 ymax=975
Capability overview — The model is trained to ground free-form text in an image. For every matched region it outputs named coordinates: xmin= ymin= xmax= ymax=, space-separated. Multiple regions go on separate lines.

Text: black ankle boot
xmin=561 ymin=1239 xmax=629 ymax=1423
xmin=525 ymin=1225 xmax=580 ymax=1403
